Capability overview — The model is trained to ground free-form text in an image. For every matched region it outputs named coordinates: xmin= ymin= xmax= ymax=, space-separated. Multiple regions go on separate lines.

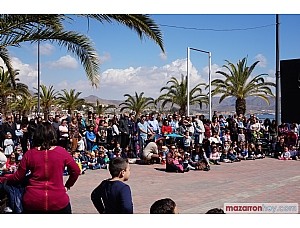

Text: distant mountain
xmin=191 ymin=96 xmax=275 ymax=114
xmin=83 ymin=95 xmax=122 ymax=106
xmin=83 ymin=95 xmax=276 ymax=114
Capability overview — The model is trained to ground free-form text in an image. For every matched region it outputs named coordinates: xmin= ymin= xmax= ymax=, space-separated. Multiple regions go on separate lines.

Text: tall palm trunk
xmin=179 ymin=106 xmax=186 ymax=116
xmin=22 ymin=110 xmax=27 ymax=117
xmin=43 ymin=110 xmax=49 ymax=120
xmin=236 ymin=98 xmax=246 ymax=116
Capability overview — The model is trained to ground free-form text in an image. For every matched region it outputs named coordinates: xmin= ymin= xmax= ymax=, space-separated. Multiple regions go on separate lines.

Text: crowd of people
xmin=1 ymin=109 xmax=300 ymax=213
xmin=1 ymin=110 xmax=300 ymax=174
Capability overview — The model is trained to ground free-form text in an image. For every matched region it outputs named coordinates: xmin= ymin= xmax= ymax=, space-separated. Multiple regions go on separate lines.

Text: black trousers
xmin=120 ymin=132 xmax=130 ymax=149
xmin=23 ymin=202 xmax=72 ymax=214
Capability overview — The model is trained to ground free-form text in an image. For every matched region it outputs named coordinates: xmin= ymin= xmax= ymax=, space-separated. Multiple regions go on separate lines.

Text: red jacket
xmin=161 ymin=125 xmax=172 ymax=135
xmin=0 ymin=146 xmax=80 ymax=212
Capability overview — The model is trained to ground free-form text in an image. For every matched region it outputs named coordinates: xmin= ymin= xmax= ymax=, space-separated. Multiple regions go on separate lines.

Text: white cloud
xmin=1 ymin=56 xmax=276 ymax=101
xmin=255 ymin=54 xmax=267 ymax=68
xmin=159 ymin=52 xmax=167 ymax=60
xmin=0 ymin=57 xmax=49 ymax=90
xmin=49 ymin=55 xmax=78 ymax=69
xmin=94 ymin=58 xmax=208 ymax=99
xmin=99 ymin=52 xmax=111 ymax=64
xmin=203 ymin=63 xmax=223 ymax=81
xmin=39 ymin=43 xmax=55 ymax=55
xmin=11 ymin=57 xmax=38 ymax=86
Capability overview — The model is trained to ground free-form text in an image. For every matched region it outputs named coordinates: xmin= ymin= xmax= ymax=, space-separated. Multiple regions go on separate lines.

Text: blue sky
xmin=2 ymin=3 xmax=300 ymax=101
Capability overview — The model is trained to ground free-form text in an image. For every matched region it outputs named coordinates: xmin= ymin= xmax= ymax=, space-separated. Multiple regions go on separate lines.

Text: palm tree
xmin=211 ymin=57 xmax=275 ymax=116
xmin=57 ymin=89 xmax=85 ymax=115
xmin=34 ymin=85 xmax=58 ymax=119
xmin=119 ymin=92 xmax=155 ymax=118
xmin=10 ymin=94 xmax=37 ymax=117
xmin=157 ymin=74 xmax=209 ymax=116
xmin=91 ymin=99 xmax=116 ymax=115
xmin=0 ymin=14 xmax=164 ymax=87
xmin=0 ymin=67 xmax=30 ymax=115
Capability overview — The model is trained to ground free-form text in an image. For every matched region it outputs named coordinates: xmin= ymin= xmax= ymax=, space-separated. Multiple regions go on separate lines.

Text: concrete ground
xmin=66 ymin=157 xmax=300 ymax=214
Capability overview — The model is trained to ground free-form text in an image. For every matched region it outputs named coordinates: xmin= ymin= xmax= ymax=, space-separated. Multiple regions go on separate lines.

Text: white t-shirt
xmin=77 ymin=139 xmax=85 ymax=151
xmin=59 ymin=125 xmax=69 ymax=137
xmin=142 ymin=142 xmax=158 ymax=159
xmin=4 ymin=138 xmax=14 ymax=156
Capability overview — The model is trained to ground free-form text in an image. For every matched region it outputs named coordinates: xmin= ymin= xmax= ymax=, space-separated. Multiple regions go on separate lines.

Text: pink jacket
xmin=0 ymin=146 xmax=80 ymax=211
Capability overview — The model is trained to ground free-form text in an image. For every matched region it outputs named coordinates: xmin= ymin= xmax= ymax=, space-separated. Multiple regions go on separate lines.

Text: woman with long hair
xmin=0 ymin=122 xmax=81 ymax=213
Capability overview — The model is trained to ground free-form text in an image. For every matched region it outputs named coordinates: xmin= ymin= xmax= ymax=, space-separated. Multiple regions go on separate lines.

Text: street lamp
xmin=37 ymin=39 xmax=40 ymax=116
xmin=187 ymin=47 xmax=212 ymax=120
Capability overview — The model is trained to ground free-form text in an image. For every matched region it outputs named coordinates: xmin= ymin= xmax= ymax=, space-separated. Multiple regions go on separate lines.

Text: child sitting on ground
xmin=4 ymin=152 xmax=18 ymax=174
xmin=220 ymin=148 xmax=233 ymax=163
xmin=72 ymin=151 xmax=86 ymax=174
xmin=279 ymin=146 xmax=292 ymax=160
xmin=15 ymin=146 xmax=23 ymax=163
xmin=80 ymin=151 xmax=90 ymax=170
xmin=247 ymin=143 xmax=256 ymax=160
xmin=238 ymin=142 xmax=248 ymax=160
xmin=98 ymin=151 xmax=108 ymax=169
xmin=255 ymin=144 xmax=265 ymax=159
xmin=209 ymin=146 xmax=221 ymax=165
xmin=88 ymin=151 xmax=101 ymax=170
xmin=172 ymin=152 xmax=184 ymax=172
xmin=227 ymin=147 xmax=240 ymax=162
xmin=165 ymin=149 xmax=184 ymax=173
xmin=182 ymin=152 xmax=195 ymax=171
xmin=289 ymin=145 xmax=299 ymax=160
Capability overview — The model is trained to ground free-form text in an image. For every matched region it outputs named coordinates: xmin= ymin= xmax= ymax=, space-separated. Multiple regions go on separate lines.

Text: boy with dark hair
xmin=206 ymin=208 xmax=225 ymax=214
xmin=150 ymin=198 xmax=178 ymax=214
xmin=91 ymin=157 xmax=133 ymax=214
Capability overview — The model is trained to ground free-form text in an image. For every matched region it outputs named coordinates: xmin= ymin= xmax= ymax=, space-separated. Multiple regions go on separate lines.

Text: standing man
xmin=76 ymin=112 xmax=86 ymax=136
xmin=148 ymin=113 xmax=160 ymax=140
xmin=52 ymin=115 xmax=61 ymax=136
xmin=47 ymin=114 xmax=54 ymax=124
xmin=137 ymin=115 xmax=148 ymax=157
xmin=85 ymin=111 xmax=95 ymax=129
xmin=170 ymin=113 xmax=180 ymax=133
xmin=119 ymin=113 xmax=130 ymax=150
xmin=193 ymin=115 xmax=205 ymax=145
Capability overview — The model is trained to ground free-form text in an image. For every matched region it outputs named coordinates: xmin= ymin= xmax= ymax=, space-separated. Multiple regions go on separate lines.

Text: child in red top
xmin=161 ymin=120 xmax=172 ymax=136
xmin=5 ymin=152 xmax=17 ymax=173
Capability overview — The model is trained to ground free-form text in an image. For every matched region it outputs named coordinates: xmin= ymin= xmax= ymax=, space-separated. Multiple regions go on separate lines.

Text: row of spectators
xmin=1 ymin=110 xmax=299 ymax=175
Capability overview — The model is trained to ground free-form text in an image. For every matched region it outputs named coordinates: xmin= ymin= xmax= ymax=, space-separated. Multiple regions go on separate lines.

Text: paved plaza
xmin=66 ymin=157 xmax=300 ymax=214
